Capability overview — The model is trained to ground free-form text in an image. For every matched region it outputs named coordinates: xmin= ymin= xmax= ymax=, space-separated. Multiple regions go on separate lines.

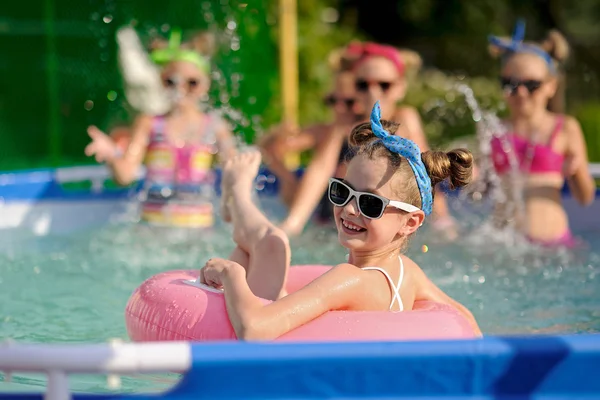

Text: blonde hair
xmin=489 ymin=29 xmax=570 ymax=112
xmin=397 ymin=48 xmax=423 ymax=76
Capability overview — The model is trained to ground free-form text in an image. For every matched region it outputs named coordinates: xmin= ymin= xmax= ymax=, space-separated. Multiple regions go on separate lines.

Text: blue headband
xmin=370 ymin=101 xmax=433 ymax=216
xmin=488 ymin=19 xmax=556 ymax=74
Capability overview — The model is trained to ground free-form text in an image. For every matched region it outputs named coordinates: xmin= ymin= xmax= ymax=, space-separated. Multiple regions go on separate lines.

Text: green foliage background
xmin=0 ymin=0 xmax=599 ymax=170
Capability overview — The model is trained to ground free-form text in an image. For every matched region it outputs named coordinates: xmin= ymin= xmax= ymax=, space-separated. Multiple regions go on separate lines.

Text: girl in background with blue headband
xmin=204 ymin=101 xmax=481 ymax=339
xmin=85 ymin=28 xmax=237 ymax=228
xmin=488 ymin=21 xmax=595 ymax=247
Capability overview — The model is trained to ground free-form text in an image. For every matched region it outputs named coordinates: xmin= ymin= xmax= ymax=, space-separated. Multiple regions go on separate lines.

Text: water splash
xmin=452 ymin=83 xmax=529 ymax=249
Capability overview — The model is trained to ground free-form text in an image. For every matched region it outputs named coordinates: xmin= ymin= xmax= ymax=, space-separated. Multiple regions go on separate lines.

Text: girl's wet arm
xmin=221 ymin=263 xmax=364 ymax=340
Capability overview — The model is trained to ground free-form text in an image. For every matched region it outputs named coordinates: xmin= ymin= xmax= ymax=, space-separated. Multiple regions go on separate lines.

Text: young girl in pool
xmin=488 ymin=21 xmax=595 ymax=246
xmin=346 ymin=41 xmax=459 ymax=240
xmin=202 ymin=102 xmax=481 ymax=340
xmin=85 ymin=29 xmax=236 ymax=228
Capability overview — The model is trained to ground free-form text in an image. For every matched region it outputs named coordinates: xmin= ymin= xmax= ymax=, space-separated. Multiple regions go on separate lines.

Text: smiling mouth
xmin=341 ymin=218 xmax=366 ymax=234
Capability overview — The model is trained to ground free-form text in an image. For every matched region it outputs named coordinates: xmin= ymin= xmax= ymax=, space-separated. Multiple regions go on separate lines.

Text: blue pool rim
xmin=0 ymin=335 xmax=599 ymax=399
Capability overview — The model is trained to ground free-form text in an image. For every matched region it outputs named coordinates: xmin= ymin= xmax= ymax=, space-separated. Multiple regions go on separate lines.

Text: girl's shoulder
xmin=394 ymin=105 xmax=420 ymax=121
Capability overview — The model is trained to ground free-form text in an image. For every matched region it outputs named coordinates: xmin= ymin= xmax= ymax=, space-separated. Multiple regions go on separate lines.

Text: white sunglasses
xmin=328 ymin=178 xmax=420 ymax=219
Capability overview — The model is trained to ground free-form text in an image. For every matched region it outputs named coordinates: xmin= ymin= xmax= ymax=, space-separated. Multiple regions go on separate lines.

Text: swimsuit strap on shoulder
xmin=362 ymin=256 xmax=405 ymax=311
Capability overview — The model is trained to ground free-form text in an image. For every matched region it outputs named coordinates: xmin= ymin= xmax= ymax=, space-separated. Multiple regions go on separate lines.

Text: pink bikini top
xmin=144 ymin=115 xmax=217 ymax=186
xmin=491 ymin=116 xmax=565 ymax=175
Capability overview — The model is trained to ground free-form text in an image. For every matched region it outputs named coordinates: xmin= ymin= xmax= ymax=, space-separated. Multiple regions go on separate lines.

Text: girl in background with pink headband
xmin=488 ymin=21 xmax=595 ymax=247
xmin=85 ymin=29 xmax=237 ymax=228
xmin=348 ymin=41 xmax=458 ymax=239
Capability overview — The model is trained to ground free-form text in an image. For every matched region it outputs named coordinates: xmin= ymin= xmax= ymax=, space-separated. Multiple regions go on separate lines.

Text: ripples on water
xmin=0 ymin=197 xmax=599 ymax=393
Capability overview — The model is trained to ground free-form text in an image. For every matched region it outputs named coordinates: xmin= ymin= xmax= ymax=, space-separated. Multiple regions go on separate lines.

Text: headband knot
xmin=150 ymin=28 xmax=210 ymax=74
xmin=488 ymin=19 xmax=555 ymax=73
xmin=370 ymin=101 xmax=433 ymax=216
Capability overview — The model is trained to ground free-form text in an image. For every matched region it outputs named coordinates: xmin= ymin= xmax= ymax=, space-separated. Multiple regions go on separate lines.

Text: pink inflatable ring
xmin=125 ymin=265 xmax=476 ymax=342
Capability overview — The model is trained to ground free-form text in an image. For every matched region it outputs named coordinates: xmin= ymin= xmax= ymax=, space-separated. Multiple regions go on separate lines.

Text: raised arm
xmin=278 ymin=125 xmax=348 ymax=235
xmin=563 ymin=116 xmax=595 ymax=206
xmin=108 ymin=115 xmax=153 ymax=186
xmin=213 ymin=118 xmax=238 ymax=164
xmin=85 ymin=115 xmax=153 ymax=186
xmin=259 ymin=124 xmax=321 ymax=176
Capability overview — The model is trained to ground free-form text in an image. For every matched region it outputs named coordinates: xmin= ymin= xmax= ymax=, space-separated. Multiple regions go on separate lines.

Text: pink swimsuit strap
xmin=491 ymin=116 xmax=565 ymax=175
xmin=527 ymin=230 xmax=578 ymax=249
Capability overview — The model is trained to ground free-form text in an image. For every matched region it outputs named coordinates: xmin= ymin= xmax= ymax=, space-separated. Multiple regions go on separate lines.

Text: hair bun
xmin=540 ymin=29 xmax=569 ymax=63
xmin=421 ymin=148 xmax=473 ymax=189
xmin=397 ymin=48 xmax=423 ymax=72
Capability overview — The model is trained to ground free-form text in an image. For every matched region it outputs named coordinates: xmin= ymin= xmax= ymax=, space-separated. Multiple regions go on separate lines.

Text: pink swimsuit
xmin=491 ymin=117 xmax=564 ymax=175
xmin=141 ymin=115 xmax=217 ymax=228
xmin=490 ymin=116 xmax=576 ymax=248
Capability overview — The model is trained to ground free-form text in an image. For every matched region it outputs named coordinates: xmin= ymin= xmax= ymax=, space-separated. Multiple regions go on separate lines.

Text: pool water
xmin=1 ymin=197 xmax=600 ymax=394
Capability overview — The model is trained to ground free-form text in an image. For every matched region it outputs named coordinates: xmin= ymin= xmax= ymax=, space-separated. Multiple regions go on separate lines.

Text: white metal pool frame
xmin=0 ymin=340 xmax=191 ymax=400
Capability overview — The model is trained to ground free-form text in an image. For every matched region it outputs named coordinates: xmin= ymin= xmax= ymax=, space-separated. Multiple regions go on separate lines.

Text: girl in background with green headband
xmin=85 ymin=28 xmax=237 ymax=228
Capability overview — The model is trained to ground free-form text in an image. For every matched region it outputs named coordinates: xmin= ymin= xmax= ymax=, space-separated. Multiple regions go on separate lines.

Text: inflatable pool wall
xmin=0 ymin=337 xmax=599 ymax=399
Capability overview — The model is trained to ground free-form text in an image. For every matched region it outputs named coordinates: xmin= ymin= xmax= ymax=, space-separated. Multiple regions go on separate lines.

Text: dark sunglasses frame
xmin=499 ymin=77 xmax=543 ymax=95
xmin=324 ymin=95 xmax=356 ymax=109
xmin=355 ymin=79 xmax=394 ymax=93
xmin=163 ymin=76 xmax=201 ymax=91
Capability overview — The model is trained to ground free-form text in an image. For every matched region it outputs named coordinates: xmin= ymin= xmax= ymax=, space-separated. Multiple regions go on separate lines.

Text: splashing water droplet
xmin=231 ymin=37 xmax=240 ymax=51
xmin=103 ymin=15 xmax=113 ymax=24
xmin=107 ymin=91 xmax=118 ymax=101
xmin=321 ymin=7 xmax=339 ymax=23
xmin=84 ymin=100 xmax=94 ymax=111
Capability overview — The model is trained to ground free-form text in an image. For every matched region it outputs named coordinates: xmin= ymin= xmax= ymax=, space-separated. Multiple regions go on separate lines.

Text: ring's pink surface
xmin=125 ymin=265 xmax=475 ymax=342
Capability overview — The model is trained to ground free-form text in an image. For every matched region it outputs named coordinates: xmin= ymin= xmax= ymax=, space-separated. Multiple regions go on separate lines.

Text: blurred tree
xmin=1 ymin=0 xmax=599 ymax=169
